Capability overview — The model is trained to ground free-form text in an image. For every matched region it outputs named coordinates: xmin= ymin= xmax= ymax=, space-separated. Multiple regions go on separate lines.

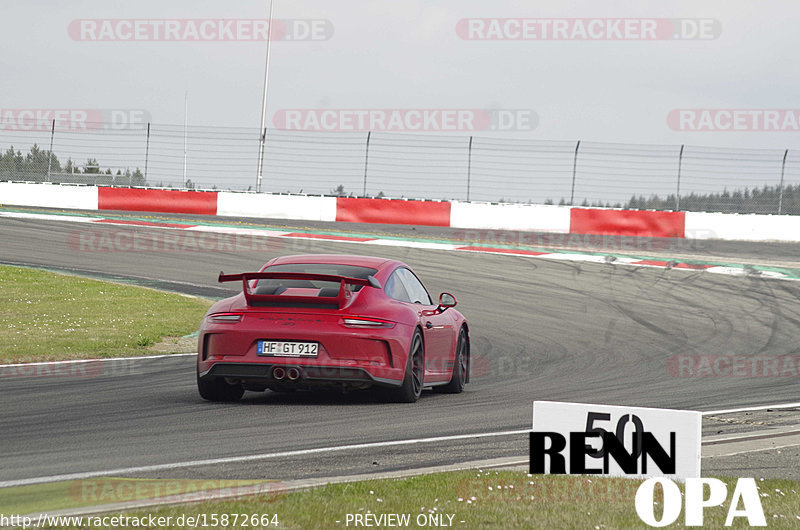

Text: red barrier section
xmin=570 ymin=209 xmax=686 ymax=238
xmin=98 ymin=188 xmax=218 ymax=215
xmin=335 ymin=198 xmax=451 ymax=226
xmin=631 ymin=260 xmax=711 ymax=270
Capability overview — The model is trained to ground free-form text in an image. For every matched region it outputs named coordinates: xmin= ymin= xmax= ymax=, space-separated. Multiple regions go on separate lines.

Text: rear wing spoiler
xmin=218 ymin=271 xmax=382 ymax=308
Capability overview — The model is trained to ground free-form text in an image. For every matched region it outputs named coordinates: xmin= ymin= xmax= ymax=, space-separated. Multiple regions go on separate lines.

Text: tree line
xmin=544 ymin=184 xmax=799 ymax=215
xmin=0 ymin=144 xmax=146 ymax=186
xmin=624 ymin=185 xmax=799 ymax=215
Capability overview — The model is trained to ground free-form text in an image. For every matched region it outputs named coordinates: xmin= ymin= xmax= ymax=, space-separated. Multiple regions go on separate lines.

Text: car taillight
xmin=209 ymin=313 xmax=243 ymax=323
xmin=342 ymin=316 xmax=395 ymax=328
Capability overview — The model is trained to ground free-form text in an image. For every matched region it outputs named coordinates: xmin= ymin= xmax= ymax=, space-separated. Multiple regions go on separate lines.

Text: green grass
xmin=0 ymin=265 xmax=212 ymax=362
xmin=17 ymin=471 xmax=800 ymax=529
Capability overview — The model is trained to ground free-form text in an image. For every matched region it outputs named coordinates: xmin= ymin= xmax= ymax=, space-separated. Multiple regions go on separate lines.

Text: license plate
xmin=257 ymin=341 xmax=319 ymax=357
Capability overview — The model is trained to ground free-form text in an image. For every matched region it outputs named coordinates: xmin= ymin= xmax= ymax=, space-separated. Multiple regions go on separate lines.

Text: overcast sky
xmin=2 ymin=0 xmax=798 ymax=148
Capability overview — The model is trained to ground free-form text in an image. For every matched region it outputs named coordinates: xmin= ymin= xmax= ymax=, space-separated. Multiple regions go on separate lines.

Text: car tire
xmin=438 ymin=327 xmax=468 ymax=394
xmin=391 ymin=330 xmax=424 ymax=403
xmin=197 ymin=374 xmax=245 ymax=402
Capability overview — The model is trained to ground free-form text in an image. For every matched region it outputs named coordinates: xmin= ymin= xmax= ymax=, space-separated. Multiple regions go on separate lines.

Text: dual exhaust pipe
xmin=273 ymin=366 xmax=301 ymax=381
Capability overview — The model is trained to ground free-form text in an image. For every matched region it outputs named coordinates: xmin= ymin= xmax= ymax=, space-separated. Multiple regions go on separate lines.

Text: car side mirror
xmin=438 ymin=292 xmax=457 ymax=311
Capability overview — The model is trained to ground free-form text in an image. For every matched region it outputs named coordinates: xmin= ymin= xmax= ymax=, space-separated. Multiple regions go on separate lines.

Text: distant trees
xmin=0 ymin=144 xmax=146 ymax=187
xmin=83 ymin=157 xmax=100 ymax=174
xmin=0 ymin=144 xmax=61 ymax=180
xmin=624 ymin=184 xmax=799 ymax=215
xmin=130 ymin=168 xmax=145 ymax=186
xmin=544 ymin=185 xmax=799 ymax=215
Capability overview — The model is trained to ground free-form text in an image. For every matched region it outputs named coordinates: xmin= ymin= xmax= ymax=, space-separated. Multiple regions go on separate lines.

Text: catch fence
xmin=2 ymin=118 xmax=799 ymax=214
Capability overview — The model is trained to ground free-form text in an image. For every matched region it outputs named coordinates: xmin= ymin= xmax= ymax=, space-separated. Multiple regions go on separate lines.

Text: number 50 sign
xmin=531 ymin=401 xmax=701 ymax=479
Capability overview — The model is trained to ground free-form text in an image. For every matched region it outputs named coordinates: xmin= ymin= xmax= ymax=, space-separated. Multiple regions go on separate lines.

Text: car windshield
xmin=254 ymin=263 xmax=378 ymax=295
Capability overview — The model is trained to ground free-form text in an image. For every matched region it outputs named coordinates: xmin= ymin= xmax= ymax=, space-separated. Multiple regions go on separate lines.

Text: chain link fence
xmin=2 ymin=118 xmax=799 ymax=214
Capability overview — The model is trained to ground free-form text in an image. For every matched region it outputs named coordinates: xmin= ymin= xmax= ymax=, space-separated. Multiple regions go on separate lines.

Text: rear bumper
xmin=198 ymin=361 xmax=402 ymax=387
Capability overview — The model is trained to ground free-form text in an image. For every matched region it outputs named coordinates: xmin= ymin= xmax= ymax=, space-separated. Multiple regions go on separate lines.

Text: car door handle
xmin=425 ymin=322 xmax=433 ymax=329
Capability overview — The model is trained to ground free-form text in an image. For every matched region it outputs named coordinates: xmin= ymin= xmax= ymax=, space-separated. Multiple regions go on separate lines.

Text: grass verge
xmin=11 ymin=471 xmax=800 ymax=529
xmin=0 ymin=264 xmax=212 ymax=362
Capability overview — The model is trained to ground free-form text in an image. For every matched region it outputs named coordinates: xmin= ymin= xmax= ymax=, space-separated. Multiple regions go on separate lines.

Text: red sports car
xmin=197 ymin=254 xmax=470 ymax=403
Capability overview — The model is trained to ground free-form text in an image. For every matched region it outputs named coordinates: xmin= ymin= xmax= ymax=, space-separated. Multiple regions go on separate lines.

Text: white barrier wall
xmin=685 ymin=211 xmax=800 ymax=242
xmin=0 ymin=182 xmax=99 ymax=210
xmin=217 ymin=192 xmax=337 ymax=222
xmin=450 ymin=201 xmax=571 ymax=232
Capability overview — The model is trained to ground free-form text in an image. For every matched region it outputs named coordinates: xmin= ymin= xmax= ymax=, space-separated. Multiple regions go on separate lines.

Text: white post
xmin=46 ymin=119 xmax=55 ymax=182
xmin=256 ymin=0 xmax=275 ymax=193
xmin=183 ymin=90 xmax=188 ymax=188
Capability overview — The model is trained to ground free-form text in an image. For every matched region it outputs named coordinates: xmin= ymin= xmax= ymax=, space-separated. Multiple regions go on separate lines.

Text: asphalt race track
xmin=1 ymin=213 xmax=800 ymax=484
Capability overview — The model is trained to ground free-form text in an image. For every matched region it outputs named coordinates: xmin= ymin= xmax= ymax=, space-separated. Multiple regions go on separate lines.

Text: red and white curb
xmin=0 ymin=210 xmax=795 ymax=281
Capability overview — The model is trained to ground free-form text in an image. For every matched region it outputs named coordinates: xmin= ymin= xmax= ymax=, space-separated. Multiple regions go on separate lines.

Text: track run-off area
xmin=1 ymin=208 xmax=800 ymax=487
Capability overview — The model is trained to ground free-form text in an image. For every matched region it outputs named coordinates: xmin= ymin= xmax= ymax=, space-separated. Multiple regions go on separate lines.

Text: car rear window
xmin=255 ymin=263 xmax=378 ymax=294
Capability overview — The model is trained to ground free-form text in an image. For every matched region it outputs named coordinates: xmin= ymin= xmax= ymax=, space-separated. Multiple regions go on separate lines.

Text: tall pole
xmin=676 ymin=144 xmax=684 ymax=210
xmin=363 ymin=131 xmax=371 ymax=196
xmin=183 ymin=91 xmax=188 ymax=188
xmin=778 ymin=148 xmax=788 ymax=214
xmin=46 ymin=119 xmax=55 ymax=182
xmin=466 ymin=135 xmax=473 ymax=201
xmin=144 ymin=122 xmax=150 ymax=182
xmin=569 ymin=140 xmax=580 ymax=206
xmin=256 ymin=0 xmax=275 ymax=193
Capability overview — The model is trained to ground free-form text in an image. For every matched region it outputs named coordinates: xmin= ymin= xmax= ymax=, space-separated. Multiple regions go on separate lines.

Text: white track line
xmin=702 ymin=402 xmax=800 ymax=415
xmin=704 ymin=441 xmax=800 ymax=459
xmin=0 ymin=353 xmax=195 ymax=369
xmin=370 ymin=239 xmax=459 ymax=250
xmin=0 ymin=429 xmax=531 ymax=488
xmin=0 ymin=211 xmax=94 ymax=223
xmin=190 ymin=225 xmax=289 ymax=237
